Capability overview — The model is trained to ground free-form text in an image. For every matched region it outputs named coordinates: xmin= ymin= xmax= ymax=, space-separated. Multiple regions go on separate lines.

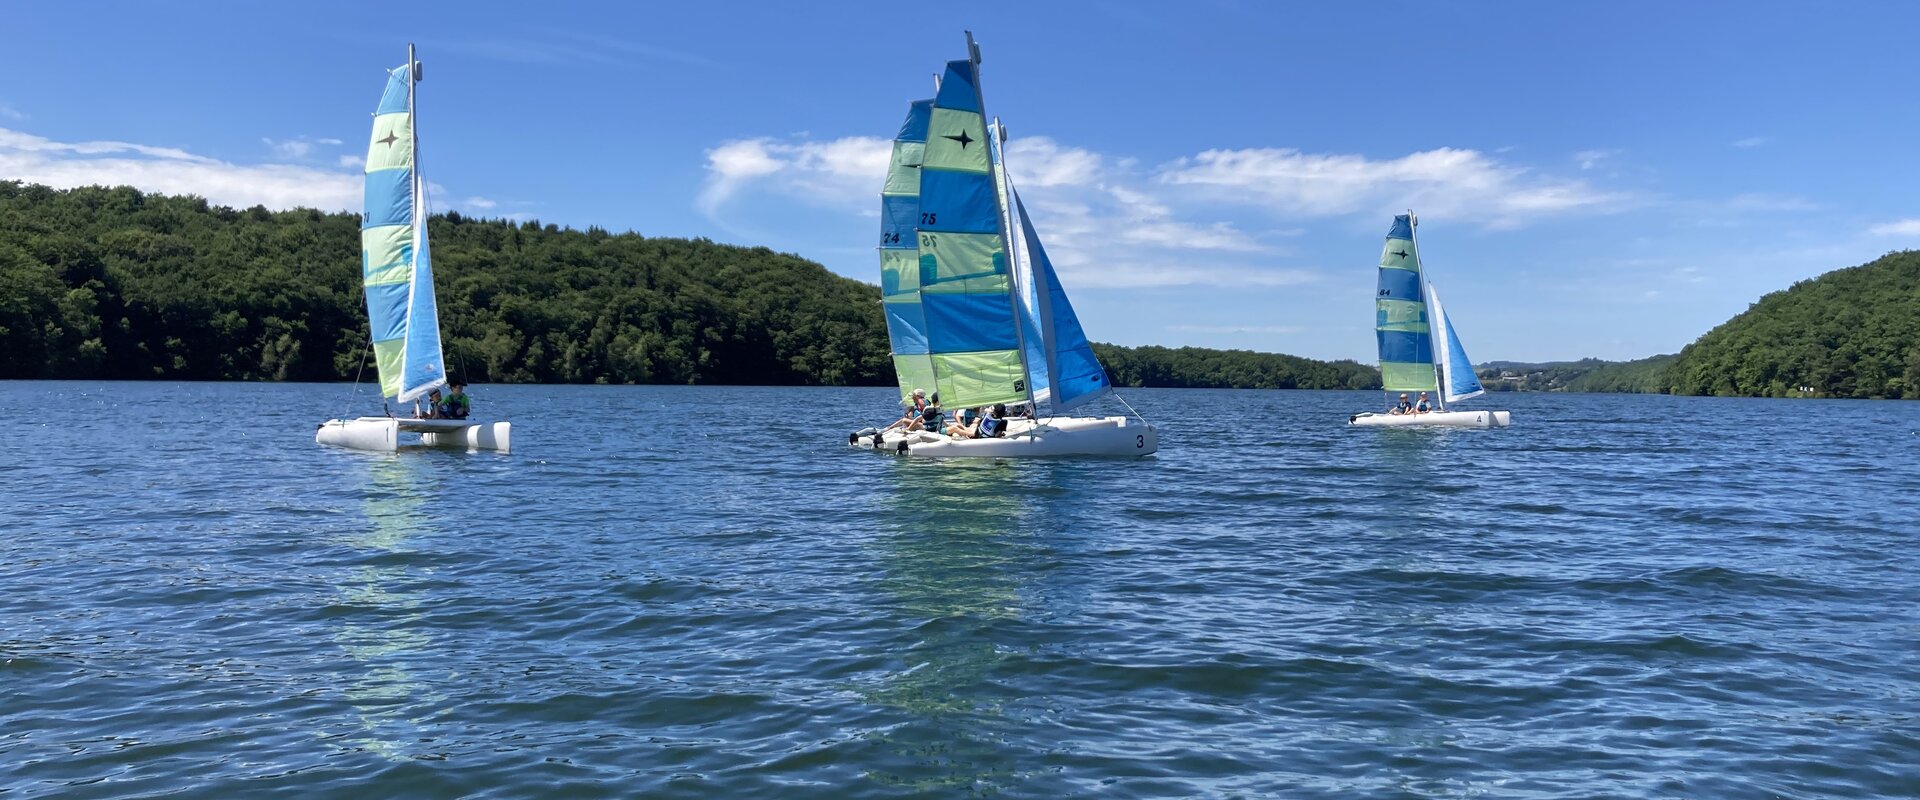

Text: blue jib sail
xmin=1425 ymin=282 xmax=1485 ymax=404
xmin=1013 ymin=192 xmax=1109 ymax=412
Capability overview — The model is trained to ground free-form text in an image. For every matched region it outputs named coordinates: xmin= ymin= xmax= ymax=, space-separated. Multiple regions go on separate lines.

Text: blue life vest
xmin=979 ymin=415 xmax=1005 ymax=438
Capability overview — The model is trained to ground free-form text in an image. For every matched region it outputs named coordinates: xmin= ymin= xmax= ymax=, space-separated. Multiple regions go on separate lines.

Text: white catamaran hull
xmin=317 ymin=417 xmax=512 ymax=452
xmin=1348 ymin=410 xmax=1510 ymax=429
xmin=849 ymin=416 xmax=1156 ymax=457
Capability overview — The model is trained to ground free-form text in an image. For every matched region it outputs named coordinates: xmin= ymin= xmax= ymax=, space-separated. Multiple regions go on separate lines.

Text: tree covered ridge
xmin=0 ymin=182 xmax=1379 ymax=390
xmin=1664 ymin=249 xmax=1920 ymax=398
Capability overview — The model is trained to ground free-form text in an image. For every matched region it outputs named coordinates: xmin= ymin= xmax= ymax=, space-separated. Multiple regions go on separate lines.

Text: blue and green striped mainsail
xmin=878 ymin=47 xmax=1028 ymax=410
xmin=361 ymin=51 xmax=446 ymax=404
xmin=1375 ymin=214 xmax=1438 ymax=394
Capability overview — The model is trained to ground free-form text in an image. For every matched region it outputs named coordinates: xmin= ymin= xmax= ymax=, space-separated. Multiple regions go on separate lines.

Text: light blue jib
xmin=1015 ymin=193 xmax=1108 ymax=411
xmin=1427 ymin=282 xmax=1485 ymax=405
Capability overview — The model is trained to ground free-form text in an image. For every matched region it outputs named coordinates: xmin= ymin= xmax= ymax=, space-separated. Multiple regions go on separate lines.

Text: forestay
xmin=362 ymin=60 xmax=446 ymax=404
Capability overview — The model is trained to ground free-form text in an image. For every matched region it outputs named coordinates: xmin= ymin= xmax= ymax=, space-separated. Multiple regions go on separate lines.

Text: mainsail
xmin=877 ymin=39 xmax=1111 ymax=412
xmin=1375 ymin=214 xmax=1438 ymax=394
xmin=361 ymin=52 xmax=446 ymax=404
xmin=1426 ymin=283 xmax=1485 ymax=404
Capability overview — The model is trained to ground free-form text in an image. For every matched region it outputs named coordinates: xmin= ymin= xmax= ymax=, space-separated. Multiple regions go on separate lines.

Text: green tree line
xmin=0 ymin=182 xmax=1377 ymax=390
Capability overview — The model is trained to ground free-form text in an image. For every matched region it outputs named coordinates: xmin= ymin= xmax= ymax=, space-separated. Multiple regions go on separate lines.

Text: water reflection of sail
xmin=334 ymin=455 xmax=437 ymax=758
xmin=862 ymin=460 xmax=1037 ymax=791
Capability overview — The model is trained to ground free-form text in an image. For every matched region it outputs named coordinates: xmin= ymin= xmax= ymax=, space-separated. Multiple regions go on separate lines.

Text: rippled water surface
xmin=2 ymin=382 xmax=1916 ymax=798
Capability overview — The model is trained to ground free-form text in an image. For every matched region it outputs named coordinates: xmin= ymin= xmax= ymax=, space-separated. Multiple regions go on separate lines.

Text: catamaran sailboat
xmin=849 ymin=33 xmax=1156 ymax=457
xmin=1349 ymin=213 xmax=1511 ymax=429
xmin=317 ymin=45 xmax=511 ymax=453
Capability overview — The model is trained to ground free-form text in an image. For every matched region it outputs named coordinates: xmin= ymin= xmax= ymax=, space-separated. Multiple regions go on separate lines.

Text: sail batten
xmin=361 ymin=56 xmax=445 ymax=404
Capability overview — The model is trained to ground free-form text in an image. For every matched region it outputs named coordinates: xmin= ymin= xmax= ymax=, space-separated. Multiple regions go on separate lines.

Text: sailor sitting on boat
xmin=944 ymin=406 xmax=980 ymax=438
xmin=1414 ymin=392 xmax=1432 ymax=413
xmin=882 ymin=389 xmax=937 ymax=434
xmin=946 ymin=404 xmax=1008 ymax=440
xmin=440 ymin=381 xmax=471 ymax=420
xmin=417 ymin=389 xmax=444 ymax=419
xmin=1389 ymin=393 xmax=1415 ymax=415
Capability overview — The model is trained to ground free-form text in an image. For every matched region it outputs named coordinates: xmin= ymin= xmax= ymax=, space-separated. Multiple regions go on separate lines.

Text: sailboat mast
xmin=963 ymin=30 xmax=1037 ymax=409
xmin=1407 ymin=210 xmax=1446 ymax=412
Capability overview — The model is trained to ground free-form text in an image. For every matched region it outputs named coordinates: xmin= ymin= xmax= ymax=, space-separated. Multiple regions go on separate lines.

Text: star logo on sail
xmin=942 ymin=130 xmax=974 ymax=148
xmin=1390 ymin=249 xmax=1408 ymax=259
xmin=378 ymin=131 xmax=399 ymax=147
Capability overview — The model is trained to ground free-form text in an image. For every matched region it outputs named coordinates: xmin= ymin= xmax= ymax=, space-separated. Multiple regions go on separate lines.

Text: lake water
xmin=2 ymin=382 xmax=1915 ymax=798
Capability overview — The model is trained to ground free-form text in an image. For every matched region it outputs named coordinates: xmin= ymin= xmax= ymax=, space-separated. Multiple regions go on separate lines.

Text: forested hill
xmin=0 ymin=182 xmax=1378 ymax=390
xmin=1664 ymin=250 xmax=1920 ymax=398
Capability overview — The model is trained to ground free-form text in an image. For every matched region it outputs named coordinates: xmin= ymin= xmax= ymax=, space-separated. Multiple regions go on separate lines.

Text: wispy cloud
xmin=0 ymin=103 xmax=24 ymax=121
xmin=1731 ymin=136 xmax=1769 ymax=148
xmin=263 ymin=135 xmax=348 ymax=160
xmin=337 ymin=153 xmax=362 ymax=168
xmin=698 ymin=135 xmax=890 ymax=216
xmin=2 ymin=126 xmax=360 ymax=210
xmin=1573 ymin=148 xmax=1620 ymax=170
xmin=1158 ymin=146 xmax=1630 ymax=229
xmin=462 ymin=196 xmax=498 ymax=211
xmin=1869 ymin=218 xmax=1920 ymax=236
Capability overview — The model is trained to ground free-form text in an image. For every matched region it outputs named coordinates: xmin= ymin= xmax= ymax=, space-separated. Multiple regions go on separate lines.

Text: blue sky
xmin=7 ymin=1 xmax=1920 ymax=364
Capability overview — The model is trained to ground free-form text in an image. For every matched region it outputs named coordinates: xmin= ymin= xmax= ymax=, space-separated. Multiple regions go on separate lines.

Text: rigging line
xmin=341 ymin=339 xmax=372 ymax=423
xmin=1112 ymin=390 xmax=1150 ymax=425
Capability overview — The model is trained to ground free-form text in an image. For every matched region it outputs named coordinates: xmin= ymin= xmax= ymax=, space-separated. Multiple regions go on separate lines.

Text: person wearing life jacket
xmin=440 ymin=382 xmax=471 ymax=420
xmin=1414 ymin=392 xmax=1433 ymax=414
xmin=904 ymin=401 xmax=943 ymax=433
xmin=881 ymin=388 xmax=931 ymax=433
xmin=976 ymin=404 xmax=1008 ymax=438
xmin=417 ymin=389 xmax=444 ymax=419
xmin=1388 ymin=393 xmax=1414 ymax=414
xmin=945 ymin=406 xmax=980 ymax=438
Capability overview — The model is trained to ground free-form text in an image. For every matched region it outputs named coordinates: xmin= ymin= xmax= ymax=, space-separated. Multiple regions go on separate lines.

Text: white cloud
xmin=463 ymin=196 xmax=497 ymax=210
xmin=1003 ymin=136 xmax=1100 ymax=187
xmin=338 ymin=154 xmax=362 ymax=168
xmin=0 ymin=104 xmax=24 ymax=121
xmin=2 ymin=126 xmax=360 ymax=210
xmin=1731 ymin=136 xmax=1769 ymax=148
xmin=697 ymin=135 xmax=889 ymax=215
xmin=1573 ymin=148 xmax=1620 ymax=170
xmin=264 ymin=135 xmax=348 ymax=160
xmin=1158 ymin=146 xmax=1628 ymax=228
xmin=264 ymin=137 xmax=314 ymax=159
xmin=1869 ymin=218 xmax=1920 ymax=236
